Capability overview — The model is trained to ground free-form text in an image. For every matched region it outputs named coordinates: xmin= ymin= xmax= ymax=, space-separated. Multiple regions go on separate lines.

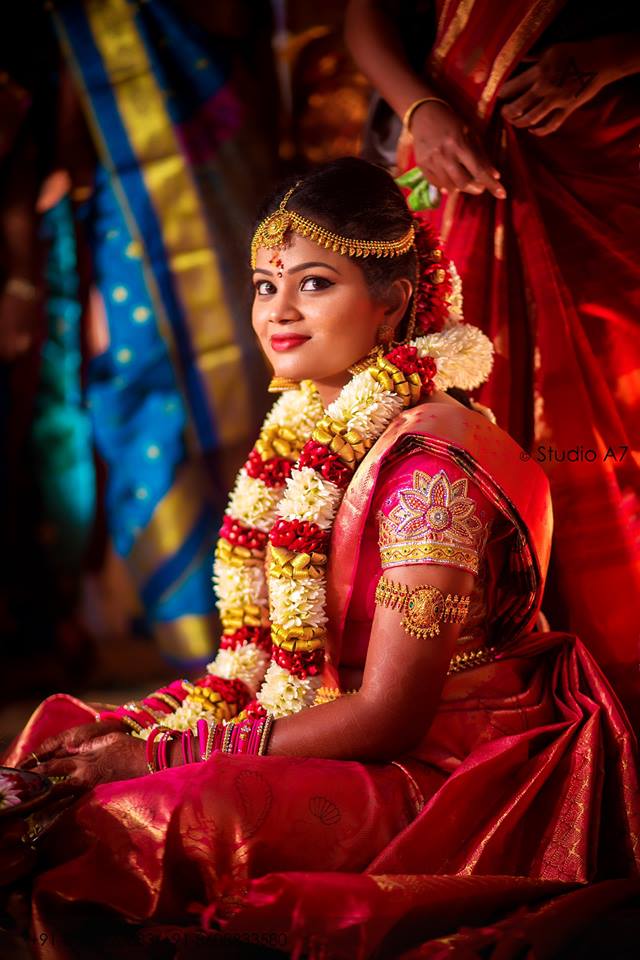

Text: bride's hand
xmin=20 ymin=718 xmax=125 ymax=769
xmin=30 ymin=731 xmax=148 ymax=793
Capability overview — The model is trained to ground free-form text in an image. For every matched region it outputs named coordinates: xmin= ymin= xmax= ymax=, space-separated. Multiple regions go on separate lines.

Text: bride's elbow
xmin=356 ymin=694 xmax=433 ymax=762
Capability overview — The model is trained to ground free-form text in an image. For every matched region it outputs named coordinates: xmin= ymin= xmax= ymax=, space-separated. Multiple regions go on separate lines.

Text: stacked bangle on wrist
xmin=145 ymin=727 xmax=175 ymax=774
xmin=220 ymin=714 xmax=275 ymax=756
xmin=143 ymin=712 xmax=276 ymax=774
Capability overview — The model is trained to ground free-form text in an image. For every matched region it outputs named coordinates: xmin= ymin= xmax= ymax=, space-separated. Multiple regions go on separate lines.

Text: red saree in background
xmin=398 ymin=0 xmax=640 ymax=723
xmin=4 ymin=402 xmax=640 ymax=958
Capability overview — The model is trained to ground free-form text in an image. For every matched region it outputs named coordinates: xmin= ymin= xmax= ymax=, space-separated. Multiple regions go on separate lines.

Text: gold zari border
xmin=380 ymin=540 xmax=478 ymax=575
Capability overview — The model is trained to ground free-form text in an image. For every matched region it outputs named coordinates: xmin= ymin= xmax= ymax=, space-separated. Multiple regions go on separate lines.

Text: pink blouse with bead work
xmin=337 ymin=447 xmax=510 ymax=690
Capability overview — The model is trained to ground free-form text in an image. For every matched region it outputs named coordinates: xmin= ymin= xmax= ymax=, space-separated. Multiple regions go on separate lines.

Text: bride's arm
xmin=265 ymin=562 xmax=472 ymax=761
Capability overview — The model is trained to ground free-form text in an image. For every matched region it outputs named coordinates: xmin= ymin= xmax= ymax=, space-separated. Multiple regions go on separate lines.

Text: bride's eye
xmin=255 ymin=279 xmax=277 ymax=295
xmin=300 ymin=276 xmax=333 ymax=292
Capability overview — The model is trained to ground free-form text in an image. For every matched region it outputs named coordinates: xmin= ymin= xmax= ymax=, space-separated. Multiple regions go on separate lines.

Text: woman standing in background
xmin=346 ymin=0 xmax=640 ymax=724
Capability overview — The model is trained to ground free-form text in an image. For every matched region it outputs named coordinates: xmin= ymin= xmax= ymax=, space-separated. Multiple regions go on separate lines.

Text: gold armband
xmin=374 ymin=575 xmax=470 ymax=639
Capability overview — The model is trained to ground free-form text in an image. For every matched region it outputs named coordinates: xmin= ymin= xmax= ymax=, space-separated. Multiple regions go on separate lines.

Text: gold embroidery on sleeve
xmin=378 ymin=468 xmax=485 ymax=575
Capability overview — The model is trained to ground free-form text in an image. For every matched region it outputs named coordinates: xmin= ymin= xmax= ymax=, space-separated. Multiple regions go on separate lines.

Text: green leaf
xmin=395 ymin=166 xmax=424 ymax=189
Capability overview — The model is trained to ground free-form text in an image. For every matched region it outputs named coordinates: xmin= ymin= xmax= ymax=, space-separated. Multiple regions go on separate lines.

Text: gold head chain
xmin=251 ymin=183 xmax=415 ymax=264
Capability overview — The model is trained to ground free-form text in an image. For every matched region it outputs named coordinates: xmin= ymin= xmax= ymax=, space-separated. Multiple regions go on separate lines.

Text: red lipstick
xmin=270 ymin=335 xmax=310 ymax=352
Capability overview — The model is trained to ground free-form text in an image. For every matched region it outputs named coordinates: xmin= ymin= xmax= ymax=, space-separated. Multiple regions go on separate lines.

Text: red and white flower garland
xmin=208 ymin=319 xmax=493 ymax=719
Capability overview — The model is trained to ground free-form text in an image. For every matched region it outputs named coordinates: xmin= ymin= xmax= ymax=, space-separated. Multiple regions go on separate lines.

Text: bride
xmin=5 ymin=157 xmax=638 ymax=957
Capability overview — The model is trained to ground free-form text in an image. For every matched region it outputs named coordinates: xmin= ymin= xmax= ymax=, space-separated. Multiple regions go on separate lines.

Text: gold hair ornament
xmin=251 ymin=183 xmax=416 ymax=270
xmin=374 ymin=575 xmax=470 ymax=639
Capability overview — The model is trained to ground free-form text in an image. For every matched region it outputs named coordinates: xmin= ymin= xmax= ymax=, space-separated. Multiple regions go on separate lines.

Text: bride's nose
xmin=268 ymin=300 xmax=303 ymax=325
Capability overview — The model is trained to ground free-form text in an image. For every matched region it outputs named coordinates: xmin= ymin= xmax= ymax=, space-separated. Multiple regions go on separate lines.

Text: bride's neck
xmin=311 ymin=371 xmax=352 ymax=408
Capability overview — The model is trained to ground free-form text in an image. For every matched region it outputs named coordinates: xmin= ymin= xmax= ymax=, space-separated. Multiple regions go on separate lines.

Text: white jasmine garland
xmin=144 ymin=319 xmax=494 ymax=725
xmin=329 ymin=373 xmax=405 ymax=442
xmin=256 ymin=661 xmax=324 ymax=717
xmin=207 ymin=643 xmax=270 ymax=693
xmin=227 ymin=472 xmax=283 ymax=532
xmin=278 ymin=467 xmax=343 ymax=529
xmin=212 ymin=561 xmax=267 ymax=612
xmin=268 ymin=577 xmax=327 ymax=630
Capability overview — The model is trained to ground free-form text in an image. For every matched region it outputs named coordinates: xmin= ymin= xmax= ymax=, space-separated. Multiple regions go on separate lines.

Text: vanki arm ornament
xmin=374 ymin=574 xmax=471 ymax=639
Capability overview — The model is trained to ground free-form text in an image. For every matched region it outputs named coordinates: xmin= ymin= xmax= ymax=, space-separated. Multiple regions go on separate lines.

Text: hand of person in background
xmin=27 ymin=730 xmax=148 ymax=793
xmin=499 ymin=36 xmax=640 ymax=137
xmin=409 ymin=100 xmax=506 ymax=199
xmin=20 ymin=718 xmax=125 ymax=770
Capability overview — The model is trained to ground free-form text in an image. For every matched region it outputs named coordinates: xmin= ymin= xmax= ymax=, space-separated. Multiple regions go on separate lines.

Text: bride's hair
xmin=254 ymin=157 xmax=418 ymax=313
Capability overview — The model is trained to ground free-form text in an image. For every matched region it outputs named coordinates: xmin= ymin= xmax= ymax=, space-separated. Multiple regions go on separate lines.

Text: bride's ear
xmin=382 ymin=277 xmax=414 ymax=333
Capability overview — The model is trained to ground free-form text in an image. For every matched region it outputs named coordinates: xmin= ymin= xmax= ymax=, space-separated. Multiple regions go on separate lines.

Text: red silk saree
xmin=398 ymin=0 xmax=640 ymax=722
xmin=4 ymin=401 xmax=639 ymax=958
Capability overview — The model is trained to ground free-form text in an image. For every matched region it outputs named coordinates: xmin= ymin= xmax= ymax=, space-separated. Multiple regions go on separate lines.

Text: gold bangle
xmin=402 ymin=96 xmax=451 ymax=134
xmin=258 ymin=714 xmax=275 ymax=756
xmin=221 ymin=721 xmax=234 ymax=753
xmin=202 ymin=720 xmax=217 ymax=761
xmin=121 ymin=715 xmax=145 ymax=735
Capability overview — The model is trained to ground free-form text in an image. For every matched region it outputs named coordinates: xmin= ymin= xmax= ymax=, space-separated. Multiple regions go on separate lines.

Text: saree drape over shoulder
xmin=397 ymin=0 xmax=640 ymax=721
xmin=4 ymin=403 xmax=639 ymax=958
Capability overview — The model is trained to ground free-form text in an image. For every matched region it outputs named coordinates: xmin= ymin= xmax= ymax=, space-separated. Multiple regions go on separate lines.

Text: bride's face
xmin=252 ymin=233 xmax=406 ymax=404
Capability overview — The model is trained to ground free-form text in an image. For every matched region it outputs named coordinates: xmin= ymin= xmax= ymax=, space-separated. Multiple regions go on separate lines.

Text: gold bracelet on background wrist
xmin=402 ymin=96 xmax=451 ymax=135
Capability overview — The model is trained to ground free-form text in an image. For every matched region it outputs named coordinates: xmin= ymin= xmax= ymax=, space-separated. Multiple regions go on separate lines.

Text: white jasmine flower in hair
xmin=415 ymin=323 xmax=493 ymax=391
xmin=446 ymin=261 xmax=464 ymax=323
xmin=256 ymin=662 xmax=323 ymax=717
xmin=279 ymin=467 xmax=342 ymax=529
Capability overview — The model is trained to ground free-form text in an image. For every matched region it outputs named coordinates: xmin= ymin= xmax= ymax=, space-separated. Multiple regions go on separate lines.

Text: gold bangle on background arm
xmin=374 ymin=574 xmax=470 ymax=640
xmin=402 ymin=96 xmax=451 ymax=135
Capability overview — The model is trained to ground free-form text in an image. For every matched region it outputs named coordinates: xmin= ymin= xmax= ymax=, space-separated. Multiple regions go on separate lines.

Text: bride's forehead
xmin=254 ymin=233 xmax=358 ymax=272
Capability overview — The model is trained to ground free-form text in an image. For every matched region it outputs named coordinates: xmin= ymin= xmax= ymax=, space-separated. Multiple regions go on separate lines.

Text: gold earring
xmin=268 ymin=376 xmax=300 ymax=393
xmin=377 ymin=324 xmax=394 ymax=347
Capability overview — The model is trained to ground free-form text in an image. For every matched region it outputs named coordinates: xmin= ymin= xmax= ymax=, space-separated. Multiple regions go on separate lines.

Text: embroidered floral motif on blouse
xmin=378 ymin=468 xmax=486 ymax=575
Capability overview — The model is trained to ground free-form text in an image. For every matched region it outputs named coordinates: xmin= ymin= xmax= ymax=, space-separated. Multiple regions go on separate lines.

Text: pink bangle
xmin=182 ymin=730 xmax=194 ymax=764
xmin=196 ymin=718 xmax=208 ymax=761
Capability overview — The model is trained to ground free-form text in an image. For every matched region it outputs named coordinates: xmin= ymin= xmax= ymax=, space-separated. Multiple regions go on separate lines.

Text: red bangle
xmin=145 ymin=727 xmax=169 ymax=773
xmin=159 ymin=731 xmax=175 ymax=770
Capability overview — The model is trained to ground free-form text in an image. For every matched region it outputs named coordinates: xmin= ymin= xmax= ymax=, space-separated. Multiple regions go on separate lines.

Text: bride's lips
xmin=270 ymin=334 xmax=311 ymax=352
